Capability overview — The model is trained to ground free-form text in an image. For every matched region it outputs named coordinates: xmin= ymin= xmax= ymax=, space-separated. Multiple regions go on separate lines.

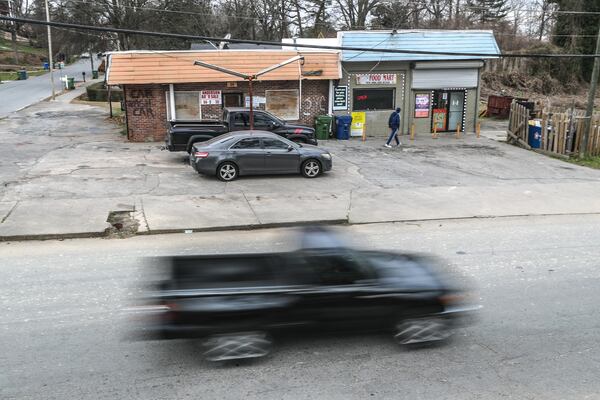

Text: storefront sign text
xmin=201 ymin=90 xmax=222 ymax=105
xmin=355 ymin=73 xmax=397 ymax=85
xmin=245 ymin=95 xmax=266 ymax=108
xmin=351 ymin=112 xmax=366 ymax=137
xmin=415 ymin=93 xmax=430 ymax=118
xmin=333 ymin=86 xmax=348 ymax=110
xmin=433 ymin=109 xmax=447 ymax=131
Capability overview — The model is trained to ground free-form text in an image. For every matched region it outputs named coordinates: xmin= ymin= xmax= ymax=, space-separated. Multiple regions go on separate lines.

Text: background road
xmin=0 ymin=58 xmax=96 ymax=118
xmin=1 ymin=215 xmax=600 ymax=399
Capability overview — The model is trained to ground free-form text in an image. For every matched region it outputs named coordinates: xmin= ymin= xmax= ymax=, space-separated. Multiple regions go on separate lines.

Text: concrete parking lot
xmin=1 ymin=98 xmax=600 ymax=239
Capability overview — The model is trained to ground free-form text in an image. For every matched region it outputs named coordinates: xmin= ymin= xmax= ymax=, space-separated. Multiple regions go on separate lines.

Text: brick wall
xmin=123 ymin=80 xmax=330 ymax=142
xmin=123 ymin=85 xmax=168 ymax=142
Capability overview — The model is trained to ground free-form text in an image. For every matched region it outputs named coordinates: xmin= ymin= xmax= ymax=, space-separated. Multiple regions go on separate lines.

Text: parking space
xmin=2 ymin=102 xmax=600 ymax=205
xmin=2 ymin=101 xmax=600 ymax=238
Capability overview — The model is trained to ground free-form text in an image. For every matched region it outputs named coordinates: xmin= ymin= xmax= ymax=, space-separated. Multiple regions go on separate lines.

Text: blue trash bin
xmin=335 ymin=115 xmax=352 ymax=140
xmin=528 ymin=123 xmax=542 ymax=149
xmin=43 ymin=62 xmax=50 ymax=70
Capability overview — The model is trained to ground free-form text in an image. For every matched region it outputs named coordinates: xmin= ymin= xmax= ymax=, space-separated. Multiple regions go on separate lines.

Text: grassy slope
xmin=0 ymin=37 xmax=46 ymax=56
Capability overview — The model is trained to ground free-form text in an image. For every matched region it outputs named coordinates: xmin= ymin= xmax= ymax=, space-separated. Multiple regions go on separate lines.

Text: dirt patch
xmin=453 ymin=144 xmax=505 ymax=157
xmin=104 ymin=210 xmax=139 ymax=238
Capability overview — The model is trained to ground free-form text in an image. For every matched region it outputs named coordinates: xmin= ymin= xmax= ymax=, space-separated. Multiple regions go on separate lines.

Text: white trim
xmin=169 ymin=84 xmax=176 ymax=121
xmin=105 ymin=54 xmax=111 ymax=83
xmin=339 ymin=29 xmax=496 ymax=35
xmin=328 ymin=80 xmax=334 ymax=114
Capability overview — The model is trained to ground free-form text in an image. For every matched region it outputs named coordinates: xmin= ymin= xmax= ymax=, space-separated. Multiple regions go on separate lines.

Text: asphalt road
xmin=0 ymin=58 xmax=96 ymax=118
xmin=2 ymin=215 xmax=600 ymax=399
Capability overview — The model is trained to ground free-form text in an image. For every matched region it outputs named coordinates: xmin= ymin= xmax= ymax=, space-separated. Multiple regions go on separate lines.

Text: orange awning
xmin=107 ymin=50 xmax=340 ymax=85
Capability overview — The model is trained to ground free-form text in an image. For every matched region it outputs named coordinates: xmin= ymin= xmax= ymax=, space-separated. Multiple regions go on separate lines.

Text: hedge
xmin=86 ymin=82 xmax=123 ymax=102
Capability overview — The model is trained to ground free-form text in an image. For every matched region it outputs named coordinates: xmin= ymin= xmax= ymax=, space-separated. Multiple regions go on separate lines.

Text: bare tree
xmin=334 ymin=0 xmax=380 ymax=29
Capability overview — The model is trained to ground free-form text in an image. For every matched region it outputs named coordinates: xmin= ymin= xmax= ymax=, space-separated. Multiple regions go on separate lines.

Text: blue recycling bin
xmin=335 ymin=115 xmax=352 ymax=140
xmin=528 ymin=123 xmax=542 ymax=149
xmin=43 ymin=62 xmax=50 ymax=70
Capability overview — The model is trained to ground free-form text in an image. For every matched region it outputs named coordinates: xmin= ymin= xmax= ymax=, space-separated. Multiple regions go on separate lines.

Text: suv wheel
xmin=393 ymin=317 xmax=451 ymax=346
xmin=203 ymin=331 xmax=273 ymax=362
xmin=301 ymin=159 xmax=321 ymax=178
xmin=217 ymin=162 xmax=238 ymax=181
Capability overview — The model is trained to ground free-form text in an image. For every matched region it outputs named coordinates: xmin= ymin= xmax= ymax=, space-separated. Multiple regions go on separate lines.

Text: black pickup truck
xmin=130 ymin=227 xmax=478 ymax=362
xmin=166 ymin=107 xmax=318 ymax=152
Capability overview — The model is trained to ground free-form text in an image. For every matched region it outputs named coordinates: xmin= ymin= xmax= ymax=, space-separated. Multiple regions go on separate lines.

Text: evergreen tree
xmin=551 ymin=0 xmax=600 ymax=82
xmin=467 ymin=0 xmax=510 ymax=24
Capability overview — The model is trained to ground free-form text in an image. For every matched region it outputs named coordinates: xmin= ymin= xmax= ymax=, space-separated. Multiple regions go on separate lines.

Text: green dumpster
xmin=18 ymin=70 xmax=28 ymax=80
xmin=92 ymin=70 xmax=99 ymax=79
xmin=315 ymin=115 xmax=333 ymax=140
xmin=66 ymin=77 xmax=75 ymax=90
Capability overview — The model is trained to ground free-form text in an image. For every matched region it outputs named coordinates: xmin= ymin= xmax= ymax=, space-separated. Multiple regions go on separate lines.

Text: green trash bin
xmin=315 ymin=115 xmax=333 ymax=140
xmin=18 ymin=70 xmax=28 ymax=80
xmin=92 ymin=70 xmax=99 ymax=79
xmin=66 ymin=77 xmax=75 ymax=90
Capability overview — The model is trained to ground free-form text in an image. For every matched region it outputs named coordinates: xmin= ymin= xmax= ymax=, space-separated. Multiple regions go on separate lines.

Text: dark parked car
xmin=166 ymin=108 xmax=318 ymax=152
xmin=131 ymin=227 xmax=478 ymax=362
xmin=189 ymin=131 xmax=332 ymax=181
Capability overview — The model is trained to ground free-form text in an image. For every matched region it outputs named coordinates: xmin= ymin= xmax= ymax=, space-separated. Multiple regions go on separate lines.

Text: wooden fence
xmin=507 ymin=101 xmax=600 ymax=157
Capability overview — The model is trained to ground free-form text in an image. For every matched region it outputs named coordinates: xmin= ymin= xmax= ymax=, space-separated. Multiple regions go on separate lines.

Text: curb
xmin=3 ymin=211 xmax=600 ymax=242
xmin=0 ymin=218 xmax=349 ymax=242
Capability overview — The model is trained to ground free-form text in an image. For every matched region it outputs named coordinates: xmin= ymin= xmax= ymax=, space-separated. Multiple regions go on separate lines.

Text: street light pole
xmin=44 ymin=0 xmax=55 ymax=101
xmin=248 ymin=77 xmax=254 ymax=129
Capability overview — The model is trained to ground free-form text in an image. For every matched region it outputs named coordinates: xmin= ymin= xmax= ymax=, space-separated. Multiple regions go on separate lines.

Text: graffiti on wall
xmin=127 ymin=89 xmax=155 ymax=117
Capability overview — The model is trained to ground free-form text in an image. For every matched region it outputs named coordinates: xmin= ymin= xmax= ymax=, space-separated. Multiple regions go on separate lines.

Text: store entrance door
xmin=431 ymin=90 xmax=465 ymax=132
xmin=223 ymin=93 xmax=243 ymax=108
xmin=448 ymin=91 xmax=464 ymax=131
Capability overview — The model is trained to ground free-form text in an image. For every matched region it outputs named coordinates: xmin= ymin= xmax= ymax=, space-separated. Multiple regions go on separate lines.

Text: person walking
xmin=385 ymin=107 xmax=402 ymax=148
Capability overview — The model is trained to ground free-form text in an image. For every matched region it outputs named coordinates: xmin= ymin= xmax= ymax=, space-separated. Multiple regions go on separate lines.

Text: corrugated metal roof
xmin=340 ymin=30 xmax=500 ymax=62
xmin=107 ymin=50 xmax=340 ymax=85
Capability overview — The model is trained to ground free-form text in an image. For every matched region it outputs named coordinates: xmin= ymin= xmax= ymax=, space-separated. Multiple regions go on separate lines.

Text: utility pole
xmin=580 ymin=22 xmax=600 ymax=158
xmin=8 ymin=0 xmax=20 ymax=64
xmin=44 ymin=0 xmax=56 ymax=100
xmin=90 ymin=48 xmax=94 ymax=72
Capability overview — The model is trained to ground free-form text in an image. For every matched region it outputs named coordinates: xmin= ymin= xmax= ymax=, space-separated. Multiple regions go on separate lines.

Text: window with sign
xmin=352 ymin=88 xmax=395 ymax=111
xmin=166 ymin=91 xmax=201 ymax=120
xmin=266 ymin=89 xmax=299 ymax=120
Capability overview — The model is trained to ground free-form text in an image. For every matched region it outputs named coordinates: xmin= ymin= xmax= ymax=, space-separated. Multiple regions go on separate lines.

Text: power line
xmin=52 ymin=0 xmax=600 ymax=26
xmin=1 ymin=16 xmax=599 ymax=59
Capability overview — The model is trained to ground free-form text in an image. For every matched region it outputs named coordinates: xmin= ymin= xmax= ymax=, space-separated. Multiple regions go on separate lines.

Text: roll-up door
xmin=412 ymin=69 xmax=478 ymax=89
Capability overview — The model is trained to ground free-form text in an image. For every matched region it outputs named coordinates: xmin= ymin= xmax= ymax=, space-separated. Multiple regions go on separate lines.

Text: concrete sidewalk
xmin=2 ymin=181 xmax=600 ymax=240
xmin=2 ymin=95 xmax=600 ymax=240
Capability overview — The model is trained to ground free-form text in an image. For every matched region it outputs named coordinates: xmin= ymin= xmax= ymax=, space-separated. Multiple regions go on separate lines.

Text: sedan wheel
xmin=217 ymin=162 xmax=238 ymax=182
xmin=301 ymin=159 xmax=321 ymax=178
xmin=394 ymin=317 xmax=452 ymax=345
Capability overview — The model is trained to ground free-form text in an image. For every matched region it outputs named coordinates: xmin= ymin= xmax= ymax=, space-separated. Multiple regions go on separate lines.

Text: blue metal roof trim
xmin=341 ymin=31 xmax=500 ymax=62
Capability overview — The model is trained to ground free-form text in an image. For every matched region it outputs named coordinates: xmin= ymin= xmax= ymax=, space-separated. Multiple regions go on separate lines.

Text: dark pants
xmin=386 ymin=127 xmax=400 ymax=145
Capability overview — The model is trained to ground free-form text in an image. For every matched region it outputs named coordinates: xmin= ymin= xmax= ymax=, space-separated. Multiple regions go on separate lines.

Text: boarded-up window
xmin=170 ymin=91 xmax=201 ymax=120
xmin=266 ymin=89 xmax=299 ymax=120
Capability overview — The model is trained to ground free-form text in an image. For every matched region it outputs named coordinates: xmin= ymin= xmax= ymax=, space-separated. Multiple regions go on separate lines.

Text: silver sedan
xmin=189 ymin=131 xmax=333 ymax=181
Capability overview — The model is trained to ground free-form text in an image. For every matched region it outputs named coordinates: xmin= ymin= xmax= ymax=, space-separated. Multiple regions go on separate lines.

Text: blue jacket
xmin=388 ymin=111 xmax=400 ymax=129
